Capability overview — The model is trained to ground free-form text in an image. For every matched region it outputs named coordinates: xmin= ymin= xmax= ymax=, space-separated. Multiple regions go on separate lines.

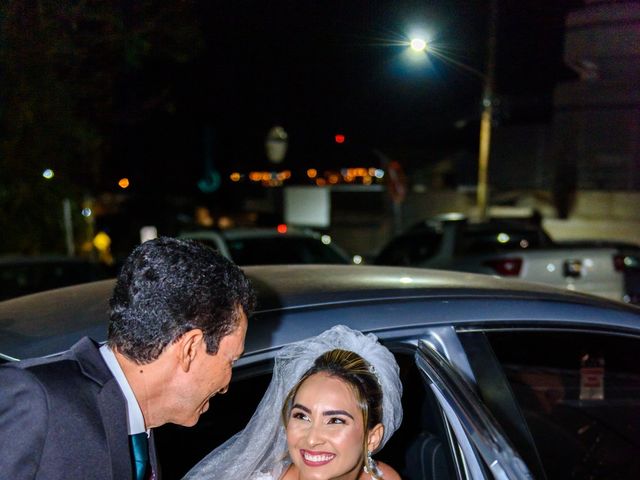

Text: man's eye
xmin=292 ymin=412 xmax=309 ymax=421
xmin=328 ymin=417 xmax=346 ymax=425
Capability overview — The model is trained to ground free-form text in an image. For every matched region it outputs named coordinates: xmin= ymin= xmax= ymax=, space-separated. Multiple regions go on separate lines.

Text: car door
xmin=415 ymin=336 xmax=534 ymax=480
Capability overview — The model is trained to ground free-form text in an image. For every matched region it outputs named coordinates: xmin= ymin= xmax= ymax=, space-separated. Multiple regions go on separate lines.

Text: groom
xmin=0 ymin=237 xmax=256 ymax=479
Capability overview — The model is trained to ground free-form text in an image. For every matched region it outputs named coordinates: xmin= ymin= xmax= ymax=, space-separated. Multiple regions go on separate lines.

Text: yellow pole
xmin=477 ymin=104 xmax=492 ymax=219
xmin=476 ymin=0 xmax=498 ymax=220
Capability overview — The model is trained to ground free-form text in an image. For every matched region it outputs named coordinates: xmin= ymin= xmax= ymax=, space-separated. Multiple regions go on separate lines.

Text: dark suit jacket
xmin=0 ymin=337 xmax=159 ymax=479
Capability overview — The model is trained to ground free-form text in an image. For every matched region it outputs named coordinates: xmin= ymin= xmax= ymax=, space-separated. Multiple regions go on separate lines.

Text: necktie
xmin=129 ymin=432 xmax=149 ymax=480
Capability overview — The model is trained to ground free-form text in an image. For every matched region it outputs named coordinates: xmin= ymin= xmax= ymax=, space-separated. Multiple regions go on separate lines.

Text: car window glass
xmin=226 ymin=236 xmax=348 ymax=265
xmin=457 ymin=226 xmax=548 ymax=255
xmin=0 ymin=261 xmax=109 ymax=301
xmin=483 ymin=330 xmax=640 ymax=480
xmin=375 ymin=232 xmax=442 ymax=266
xmin=388 ymin=352 xmax=457 ymax=480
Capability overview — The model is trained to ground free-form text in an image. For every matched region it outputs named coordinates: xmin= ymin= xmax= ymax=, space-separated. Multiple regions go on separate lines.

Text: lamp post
xmin=477 ymin=0 xmax=498 ymax=220
xmin=409 ymin=0 xmax=498 ymax=220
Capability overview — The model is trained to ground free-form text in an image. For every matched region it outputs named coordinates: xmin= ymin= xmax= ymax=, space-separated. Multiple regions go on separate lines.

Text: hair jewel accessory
xmin=368 ymin=363 xmax=383 ymax=386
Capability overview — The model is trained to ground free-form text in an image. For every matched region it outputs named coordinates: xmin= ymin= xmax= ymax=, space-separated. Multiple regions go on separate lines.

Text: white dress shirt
xmin=99 ymin=344 xmax=148 ymax=435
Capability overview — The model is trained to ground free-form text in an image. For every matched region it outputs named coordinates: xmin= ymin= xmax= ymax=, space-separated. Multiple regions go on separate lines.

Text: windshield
xmin=227 ymin=237 xmax=349 ymax=265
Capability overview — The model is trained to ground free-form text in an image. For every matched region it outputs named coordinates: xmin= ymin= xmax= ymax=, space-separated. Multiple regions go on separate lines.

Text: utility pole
xmin=477 ymin=0 xmax=498 ymax=220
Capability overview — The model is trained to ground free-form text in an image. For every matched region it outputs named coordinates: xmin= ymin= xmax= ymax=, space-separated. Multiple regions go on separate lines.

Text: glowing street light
xmin=42 ymin=168 xmax=54 ymax=179
xmin=410 ymin=38 xmax=427 ymax=52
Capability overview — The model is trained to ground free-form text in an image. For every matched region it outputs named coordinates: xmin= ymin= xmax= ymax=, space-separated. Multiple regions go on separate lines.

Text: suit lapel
xmin=72 ymin=338 xmax=133 ymax=478
xmin=98 ymin=379 xmax=133 ymax=478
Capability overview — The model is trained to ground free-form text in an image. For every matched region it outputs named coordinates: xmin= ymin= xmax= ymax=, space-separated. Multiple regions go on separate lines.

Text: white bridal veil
xmin=183 ymin=325 xmax=403 ymax=479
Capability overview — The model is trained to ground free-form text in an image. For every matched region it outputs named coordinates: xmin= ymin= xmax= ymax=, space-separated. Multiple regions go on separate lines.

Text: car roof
xmin=1 ymin=265 xmax=638 ymax=361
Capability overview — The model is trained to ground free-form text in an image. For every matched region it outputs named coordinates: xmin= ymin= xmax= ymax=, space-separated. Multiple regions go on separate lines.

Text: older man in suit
xmin=0 ymin=237 xmax=256 ymax=479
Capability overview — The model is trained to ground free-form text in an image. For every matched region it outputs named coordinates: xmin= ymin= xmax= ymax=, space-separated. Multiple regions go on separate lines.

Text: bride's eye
xmin=291 ymin=411 xmax=309 ymax=421
xmin=327 ymin=417 xmax=347 ymax=425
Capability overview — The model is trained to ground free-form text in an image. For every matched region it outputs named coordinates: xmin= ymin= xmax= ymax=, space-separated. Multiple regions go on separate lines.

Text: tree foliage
xmin=0 ymin=0 xmax=203 ymax=253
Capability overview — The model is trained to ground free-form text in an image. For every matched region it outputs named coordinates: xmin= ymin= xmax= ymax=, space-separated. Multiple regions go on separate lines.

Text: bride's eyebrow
xmin=291 ymin=403 xmax=310 ymax=413
xmin=323 ymin=410 xmax=354 ymax=420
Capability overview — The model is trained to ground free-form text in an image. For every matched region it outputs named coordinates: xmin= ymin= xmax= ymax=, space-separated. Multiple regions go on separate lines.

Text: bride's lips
xmin=300 ymin=449 xmax=336 ymax=466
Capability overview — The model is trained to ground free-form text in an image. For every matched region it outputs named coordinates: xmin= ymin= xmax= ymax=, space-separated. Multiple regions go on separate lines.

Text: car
xmin=555 ymin=239 xmax=640 ymax=305
xmin=374 ymin=214 xmax=626 ymax=302
xmin=1 ymin=265 xmax=640 ymax=479
xmin=0 ymin=255 xmax=112 ymax=301
xmin=178 ymin=227 xmax=354 ymax=265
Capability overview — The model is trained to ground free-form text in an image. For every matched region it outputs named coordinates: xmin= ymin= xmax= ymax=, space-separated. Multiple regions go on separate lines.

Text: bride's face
xmin=286 ymin=372 xmax=367 ymax=480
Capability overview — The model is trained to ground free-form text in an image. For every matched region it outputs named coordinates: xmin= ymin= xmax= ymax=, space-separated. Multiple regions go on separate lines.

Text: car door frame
xmin=415 ymin=337 xmax=534 ymax=480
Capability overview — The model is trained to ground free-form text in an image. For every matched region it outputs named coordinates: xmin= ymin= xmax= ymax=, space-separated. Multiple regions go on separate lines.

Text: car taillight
xmin=483 ymin=258 xmax=523 ymax=276
xmin=276 ymin=224 xmax=288 ymax=234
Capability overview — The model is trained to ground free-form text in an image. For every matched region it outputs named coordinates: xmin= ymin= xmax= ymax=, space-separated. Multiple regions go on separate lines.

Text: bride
xmin=184 ymin=325 xmax=403 ymax=479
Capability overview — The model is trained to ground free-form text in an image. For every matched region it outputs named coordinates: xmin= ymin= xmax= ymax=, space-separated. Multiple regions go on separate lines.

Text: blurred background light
xmin=81 ymin=208 xmax=92 ymax=217
xmin=497 ymin=233 xmax=510 ymax=243
xmin=42 ymin=168 xmax=54 ymax=179
xmin=92 ymin=231 xmax=111 ymax=251
xmin=321 ymin=234 xmax=331 ymax=245
xmin=118 ymin=178 xmax=130 ymax=189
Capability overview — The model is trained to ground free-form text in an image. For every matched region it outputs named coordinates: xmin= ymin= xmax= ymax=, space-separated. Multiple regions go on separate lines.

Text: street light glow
xmin=410 ymin=38 xmax=427 ymax=52
xmin=42 ymin=168 xmax=54 ymax=179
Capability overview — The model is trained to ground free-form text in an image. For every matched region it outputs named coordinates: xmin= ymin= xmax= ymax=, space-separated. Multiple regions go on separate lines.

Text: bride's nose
xmin=304 ymin=421 xmax=325 ymax=446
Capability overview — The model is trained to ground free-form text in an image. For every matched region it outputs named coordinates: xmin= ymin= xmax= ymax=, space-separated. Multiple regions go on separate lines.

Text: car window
xmin=226 ymin=236 xmax=348 ymax=265
xmin=456 ymin=226 xmax=550 ymax=255
xmin=375 ymin=231 xmax=443 ymax=266
xmin=154 ymin=351 xmax=457 ymax=480
xmin=480 ymin=330 xmax=640 ymax=480
xmin=0 ymin=261 xmax=110 ymax=301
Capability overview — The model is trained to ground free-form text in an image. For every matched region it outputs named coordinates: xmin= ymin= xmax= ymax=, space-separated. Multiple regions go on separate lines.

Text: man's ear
xmin=177 ymin=329 xmax=205 ymax=372
xmin=367 ymin=423 xmax=384 ymax=453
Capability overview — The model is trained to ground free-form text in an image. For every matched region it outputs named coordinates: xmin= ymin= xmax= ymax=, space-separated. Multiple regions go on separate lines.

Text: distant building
xmin=552 ymin=0 xmax=640 ymax=195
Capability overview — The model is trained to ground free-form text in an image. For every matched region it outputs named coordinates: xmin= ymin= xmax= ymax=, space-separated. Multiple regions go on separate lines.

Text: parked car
xmin=556 ymin=240 xmax=640 ymax=305
xmin=374 ymin=214 xmax=626 ymax=302
xmin=2 ymin=265 xmax=639 ymax=479
xmin=179 ymin=227 xmax=353 ymax=265
xmin=0 ymin=255 xmax=112 ymax=301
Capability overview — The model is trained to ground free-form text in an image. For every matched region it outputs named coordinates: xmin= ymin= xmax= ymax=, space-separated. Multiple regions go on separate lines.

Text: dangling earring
xmin=363 ymin=450 xmax=381 ymax=478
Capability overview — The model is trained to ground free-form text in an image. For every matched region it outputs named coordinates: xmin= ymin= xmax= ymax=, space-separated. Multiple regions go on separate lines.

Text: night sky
xmin=110 ymin=0 xmax=581 ymax=194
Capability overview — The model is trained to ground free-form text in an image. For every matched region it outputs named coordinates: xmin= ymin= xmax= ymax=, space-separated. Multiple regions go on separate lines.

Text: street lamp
xmin=410 ymin=38 xmax=427 ymax=52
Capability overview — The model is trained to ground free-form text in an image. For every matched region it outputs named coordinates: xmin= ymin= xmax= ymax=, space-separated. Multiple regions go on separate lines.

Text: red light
xmin=277 ymin=224 xmax=288 ymax=234
xmin=335 ymin=134 xmax=345 ymax=144
xmin=483 ymin=258 xmax=523 ymax=276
